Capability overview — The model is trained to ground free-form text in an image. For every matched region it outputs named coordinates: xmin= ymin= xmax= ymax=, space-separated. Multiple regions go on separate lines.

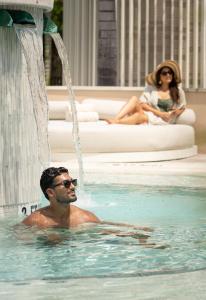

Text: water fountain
xmin=50 ymin=32 xmax=84 ymax=189
xmin=0 ymin=0 xmax=54 ymax=216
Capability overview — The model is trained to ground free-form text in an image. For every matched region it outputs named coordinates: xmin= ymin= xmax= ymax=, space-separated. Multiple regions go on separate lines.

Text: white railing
xmin=116 ymin=0 xmax=206 ymax=89
xmin=63 ymin=0 xmax=97 ymax=86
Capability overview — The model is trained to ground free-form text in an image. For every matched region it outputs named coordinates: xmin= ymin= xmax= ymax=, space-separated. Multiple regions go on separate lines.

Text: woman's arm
xmin=170 ymin=107 xmax=185 ymax=117
xmin=141 ymin=103 xmax=171 ymax=122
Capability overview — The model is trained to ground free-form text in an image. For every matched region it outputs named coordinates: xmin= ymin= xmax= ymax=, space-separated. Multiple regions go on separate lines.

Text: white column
xmin=0 ymin=7 xmax=46 ymax=216
xmin=185 ymin=0 xmax=191 ymax=88
xmin=80 ymin=0 xmax=86 ymax=85
xmin=201 ymin=0 xmax=206 ymax=88
xmin=153 ymin=0 xmax=157 ymax=68
xmin=128 ymin=0 xmax=134 ymax=86
xmin=92 ymin=0 xmax=97 ymax=86
xmin=63 ymin=0 xmax=97 ymax=86
xmin=178 ymin=0 xmax=183 ymax=75
xmin=74 ymin=0 xmax=80 ymax=84
xmin=193 ymin=0 xmax=199 ymax=88
xmin=162 ymin=0 xmax=166 ymax=61
xmin=115 ymin=0 xmax=120 ymax=85
xmin=120 ymin=0 xmax=125 ymax=86
xmin=170 ymin=0 xmax=174 ymax=60
xmin=145 ymin=0 xmax=149 ymax=75
xmin=137 ymin=0 xmax=141 ymax=85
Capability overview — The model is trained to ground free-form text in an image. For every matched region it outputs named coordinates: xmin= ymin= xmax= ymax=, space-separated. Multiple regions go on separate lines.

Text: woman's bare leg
xmin=105 ymin=96 xmax=147 ymax=124
xmin=110 ymin=112 xmax=148 ymax=125
xmin=114 ymin=96 xmax=140 ymax=120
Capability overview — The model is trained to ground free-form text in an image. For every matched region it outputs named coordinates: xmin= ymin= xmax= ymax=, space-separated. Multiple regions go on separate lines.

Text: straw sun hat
xmin=145 ymin=60 xmax=182 ymax=86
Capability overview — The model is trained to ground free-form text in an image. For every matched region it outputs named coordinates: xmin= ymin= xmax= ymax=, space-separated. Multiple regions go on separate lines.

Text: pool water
xmin=0 ymin=184 xmax=206 ymax=284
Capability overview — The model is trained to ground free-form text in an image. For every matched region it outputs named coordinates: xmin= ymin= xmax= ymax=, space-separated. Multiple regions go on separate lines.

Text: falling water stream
xmin=14 ymin=24 xmax=50 ymax=166
xmin=50 ymin=32 xmax=84 ymax=189
xmin=14 ymin=24 xmax=85 ymax=189
xmin=15 ymin=27 xmax=84 ymax=188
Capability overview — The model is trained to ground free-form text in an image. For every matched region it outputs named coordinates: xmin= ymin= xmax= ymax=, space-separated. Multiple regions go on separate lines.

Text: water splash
xmin=50 ymin=32 xmax=84 ymax=189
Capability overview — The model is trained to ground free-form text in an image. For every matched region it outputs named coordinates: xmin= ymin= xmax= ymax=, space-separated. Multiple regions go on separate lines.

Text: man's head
xmin=40 ymin=167 xmax=77 ymax=204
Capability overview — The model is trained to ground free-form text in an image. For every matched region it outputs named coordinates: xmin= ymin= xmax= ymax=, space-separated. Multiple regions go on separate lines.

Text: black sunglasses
xmin=52 ymin=179 xmax=77 ymax=189
xmin=160 ymin=70 xmax=173 ymax=76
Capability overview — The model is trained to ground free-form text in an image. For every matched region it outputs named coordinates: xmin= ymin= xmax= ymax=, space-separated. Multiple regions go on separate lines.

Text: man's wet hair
xmin=40 ymin=167 xmax=68 ymax=199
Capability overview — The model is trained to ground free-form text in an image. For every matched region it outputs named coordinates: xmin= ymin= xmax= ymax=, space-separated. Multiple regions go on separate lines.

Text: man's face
xmin=51 ymin=173 xmax=77 ymax=205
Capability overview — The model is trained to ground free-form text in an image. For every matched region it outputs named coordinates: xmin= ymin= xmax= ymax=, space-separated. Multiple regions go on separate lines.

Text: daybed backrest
xmin=49 ymin=100 xmax=96 ymax=120
xmin=82 ymin=98 xmax=126 ymax=119
xmin=82 ymin=98 xmax=196 ymax=125
xmin=48 ymin=98 xmax=196 ymax=125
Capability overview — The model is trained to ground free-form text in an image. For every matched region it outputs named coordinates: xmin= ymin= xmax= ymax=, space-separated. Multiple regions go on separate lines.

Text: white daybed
xmin=48 ymin=99 xmax=197 ymax=162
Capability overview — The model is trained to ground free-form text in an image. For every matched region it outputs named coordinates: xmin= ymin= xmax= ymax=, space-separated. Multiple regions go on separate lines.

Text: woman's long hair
xmin=155 ymin=67 xmax=179 ymax=104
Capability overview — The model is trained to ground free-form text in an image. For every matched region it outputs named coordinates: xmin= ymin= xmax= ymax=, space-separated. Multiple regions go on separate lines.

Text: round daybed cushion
xmin=48 ymin=121 xmax=195 ymax=153
xmin=81 ymin=98 xmax=196 ymax=125
xmin=48 ymin=99 xmax=196 ymax=125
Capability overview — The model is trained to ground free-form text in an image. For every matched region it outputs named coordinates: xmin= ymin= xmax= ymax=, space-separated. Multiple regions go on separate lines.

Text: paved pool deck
xmin=51 ymin=153 xmax=206 ymax=187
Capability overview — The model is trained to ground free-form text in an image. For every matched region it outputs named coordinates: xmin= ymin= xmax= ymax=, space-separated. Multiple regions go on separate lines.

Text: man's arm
xmin=80 ymin=208 xmax=101 ymax=224
xmin=100 ymin=220 xmax=153 ymax=232
xmin=80 ymin=208 xmax=153 ymax=236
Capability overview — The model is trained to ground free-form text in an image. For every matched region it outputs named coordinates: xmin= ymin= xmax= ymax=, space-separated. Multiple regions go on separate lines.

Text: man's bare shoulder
xmin=71 ymin=205 xmax=101 ymax=223
xmin=22 ymin=206 xmax=50 ymax=227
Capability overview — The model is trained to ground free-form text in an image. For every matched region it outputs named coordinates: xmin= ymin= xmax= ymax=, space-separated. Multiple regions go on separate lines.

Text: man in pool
xmin=22 ymin=167 xmax=153 ymax=240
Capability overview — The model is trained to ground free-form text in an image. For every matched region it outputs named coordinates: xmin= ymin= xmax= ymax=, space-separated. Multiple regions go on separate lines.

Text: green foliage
xmin=52 ymin=0 xmax=63 ymax=34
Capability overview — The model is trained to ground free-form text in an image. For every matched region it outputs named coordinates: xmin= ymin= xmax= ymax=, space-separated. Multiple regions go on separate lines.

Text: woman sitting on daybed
xmin=106 ymin=60 xmax=186 ymax=125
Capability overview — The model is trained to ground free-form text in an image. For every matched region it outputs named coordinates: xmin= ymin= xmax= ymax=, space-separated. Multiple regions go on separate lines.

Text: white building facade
xmin=63 ymin=0 xmax=206 ymax=89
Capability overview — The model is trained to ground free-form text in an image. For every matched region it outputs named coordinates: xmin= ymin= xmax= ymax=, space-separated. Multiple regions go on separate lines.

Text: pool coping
xmin=51 ymin=154 xmax=206 ymax=187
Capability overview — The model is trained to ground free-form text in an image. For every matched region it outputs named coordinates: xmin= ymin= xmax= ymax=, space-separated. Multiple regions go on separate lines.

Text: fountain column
xmin=0 ymin=0 xmax=54 ymax=216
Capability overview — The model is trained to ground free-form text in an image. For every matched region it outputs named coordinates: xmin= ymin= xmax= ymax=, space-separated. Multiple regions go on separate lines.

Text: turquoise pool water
xmin=0 ymin=183 xmax=206 ymax=286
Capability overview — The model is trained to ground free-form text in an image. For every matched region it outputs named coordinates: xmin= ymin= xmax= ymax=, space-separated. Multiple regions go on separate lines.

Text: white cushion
xmin=176 ymin=108 xmax=196 ymax=125
xmin=49 ymin=101 xmax=70 ymax=119
xmin=78 ymin=103 xmax=96 ymax=112
xmin=65 ymin=111 xmax=99 ymax=122
xmin=82 ymin=98 xmax=126 ymax=119
xmin=49 ymin=101 xmax=96 ymax=120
